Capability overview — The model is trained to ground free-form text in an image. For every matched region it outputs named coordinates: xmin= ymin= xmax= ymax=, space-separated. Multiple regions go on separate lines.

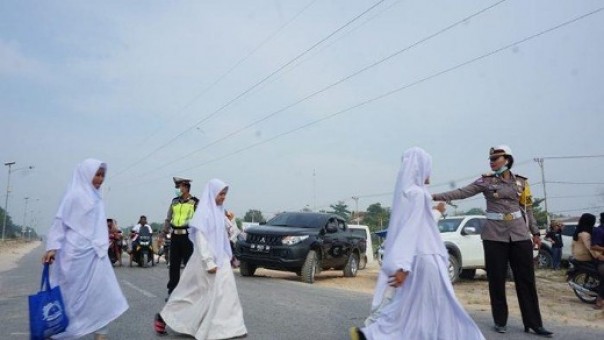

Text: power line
xmin=550 ymin=205 xmax=604 ymax=214
xmin=538 ymin=155 xmax=604 ymax=160
xmin=134 ymin=0 xmax=319 ymax=148
xmin=119 ymin=6 xmax=603 ymax=188
xmin=111 ymin=0 xmax=388 ymax=179
xmin=135 ymin=0 xmax=509 ymax=179
xmin=546 ymin=181 xmax=604 ymax=185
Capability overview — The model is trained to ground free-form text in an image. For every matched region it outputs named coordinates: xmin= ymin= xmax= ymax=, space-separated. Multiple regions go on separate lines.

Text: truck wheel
xmin=448 ymin=256 xmax=461 ymax=284
xmin=301 ymin=250 xmax=319 ymax=284
xmin=358 ymin=255 xmax=367 ymax=270
xmin=239 ymin=261 xmax=257 ymax=277
xmin=343 ymin=253 xmax=359 ymax=277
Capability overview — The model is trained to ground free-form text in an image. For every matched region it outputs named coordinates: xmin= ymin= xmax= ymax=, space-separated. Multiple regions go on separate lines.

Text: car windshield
xmin=438 ymin=219 xmax=463 ymax=233
xmin=266 ymin=213 xmax=328 ymax=228
xmin=562 ymin=224 xmax=576 ymax=237
xmin=350 ymin=229 xmax=366 ymax=238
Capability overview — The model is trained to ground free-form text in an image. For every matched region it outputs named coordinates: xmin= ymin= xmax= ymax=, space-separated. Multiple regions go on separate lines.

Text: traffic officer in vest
xmin=162 ymin=177 xmax=199 ymax=297
xmin=432 ymin=145 xmax=552 ymax=337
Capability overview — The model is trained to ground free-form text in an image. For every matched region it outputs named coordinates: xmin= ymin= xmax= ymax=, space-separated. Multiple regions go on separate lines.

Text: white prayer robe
xmin=46 ymin=159 xmax=128 ymax=339
xmin=361 ymin=148 xmax=484 ymax=340
xmin=160 ymin=229 xmax=247 ymax=340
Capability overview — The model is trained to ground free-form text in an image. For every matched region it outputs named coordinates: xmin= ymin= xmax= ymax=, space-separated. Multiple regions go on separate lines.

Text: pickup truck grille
xmin=248 ymin=234 xmax=282 ymax=246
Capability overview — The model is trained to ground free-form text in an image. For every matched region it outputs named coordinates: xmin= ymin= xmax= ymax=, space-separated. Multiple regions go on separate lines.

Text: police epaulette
xmin=515 ymin=174 xmax=528 ymax=180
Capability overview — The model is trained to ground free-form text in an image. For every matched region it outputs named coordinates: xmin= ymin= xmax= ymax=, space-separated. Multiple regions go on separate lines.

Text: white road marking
xmin=121 ymin=279 xmax=157 ymax=298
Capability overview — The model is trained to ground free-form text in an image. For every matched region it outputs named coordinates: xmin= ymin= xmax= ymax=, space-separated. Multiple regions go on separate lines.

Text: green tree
xmin=328 ymin=201 xmax=351 ymax=220
xmin=362 ymin=203 xmax=390 ymax=232
xmin=532 ymin=197 xmax=548 ymax=228
xmin=0 ymin=206 xmax=18 ymax=239
xmin=243 ymin=209 xmax=266 ymax=223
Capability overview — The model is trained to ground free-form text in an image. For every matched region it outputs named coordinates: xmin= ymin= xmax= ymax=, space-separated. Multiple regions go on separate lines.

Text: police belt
xmin=485 ymin=211 xmax=522 ymax=221
xmin=171 ymin=226 xmax=189 ymax=235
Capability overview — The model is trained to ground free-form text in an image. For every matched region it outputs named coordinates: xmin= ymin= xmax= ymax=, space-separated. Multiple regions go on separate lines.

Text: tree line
xmin=239 ymin=197 xmax=555 ymax=232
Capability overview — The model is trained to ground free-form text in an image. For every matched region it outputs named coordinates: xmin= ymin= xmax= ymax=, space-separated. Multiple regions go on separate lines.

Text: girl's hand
xmin=388 ymin=269 xmax=408 ymax=288
xmin=43 ymin=250 xmax=56 ymax=264
xmin=207 ymin=267 xmax=217 ymax=274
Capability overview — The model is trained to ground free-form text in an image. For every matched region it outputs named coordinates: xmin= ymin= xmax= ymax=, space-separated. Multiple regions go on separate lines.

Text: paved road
xmin=1 ymin=244 xmax=601 ymax=339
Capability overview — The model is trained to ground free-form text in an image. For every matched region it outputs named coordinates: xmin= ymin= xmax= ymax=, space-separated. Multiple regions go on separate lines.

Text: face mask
xmin=175 ymin=189 xmax=182 ymax=197
xmin=494 ymin=165 xmax=508 ymax=176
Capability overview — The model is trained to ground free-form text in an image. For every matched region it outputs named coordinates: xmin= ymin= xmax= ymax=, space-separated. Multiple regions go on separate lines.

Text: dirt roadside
xmin=254 ymin=263 xmax=604 ymax=330
xmin=0 ymin=240 xmax=41 ymax=274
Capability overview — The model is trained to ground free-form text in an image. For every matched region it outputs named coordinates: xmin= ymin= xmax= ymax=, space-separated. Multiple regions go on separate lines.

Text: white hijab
xmin=189 ymin=178 xmax=232 ymax=268
xmin=381 ymin=147 xmax=447 ymax=275
xmin=51 ymin=158 xmax=109 ymax=257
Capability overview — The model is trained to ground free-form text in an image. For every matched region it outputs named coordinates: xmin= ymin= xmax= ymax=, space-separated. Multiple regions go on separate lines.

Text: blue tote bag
xmin=28 ymin=263 xmax=69 ymax=340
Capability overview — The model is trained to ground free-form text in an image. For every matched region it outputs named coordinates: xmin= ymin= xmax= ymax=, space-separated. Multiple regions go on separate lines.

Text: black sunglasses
xmin=489 ymin=155 xmax=503 ymax=162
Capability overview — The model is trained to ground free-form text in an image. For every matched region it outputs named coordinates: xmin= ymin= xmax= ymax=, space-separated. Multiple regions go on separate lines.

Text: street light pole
xmin=2 ymin=162 xmax=16 ymax=241
xmin=22 ymin=196 xmax=30 ymax=239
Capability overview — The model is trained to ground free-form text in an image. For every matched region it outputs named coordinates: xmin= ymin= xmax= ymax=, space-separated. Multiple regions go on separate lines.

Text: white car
xmin=438 ymin=215 xmax=486 ymax=283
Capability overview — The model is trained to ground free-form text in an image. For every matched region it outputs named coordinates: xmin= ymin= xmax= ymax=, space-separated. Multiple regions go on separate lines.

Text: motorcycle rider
xmin=107 ymin=218 xmax=123 ymax=266
xmin=130 ymin=215 xmax=153 ymax=266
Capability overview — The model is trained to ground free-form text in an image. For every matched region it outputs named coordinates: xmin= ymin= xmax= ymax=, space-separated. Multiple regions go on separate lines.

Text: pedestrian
xmin=43 ymin=159 xmax=128 ymax=340
xmin=154 ymin=179 xmax=247 ymax=339
xmin=431 ymin=145 xmax=552 ymax=337
xmin=545 ymin=220 xmax=563 ymax=270
xmin=161 ymin=177 xmax=199 ymax=298
xmin=349 ymin=147 xmax=484 ymax=340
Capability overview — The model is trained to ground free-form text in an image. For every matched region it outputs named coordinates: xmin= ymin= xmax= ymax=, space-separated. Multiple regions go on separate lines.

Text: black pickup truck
xmin=235 ymin=212 xmax=362 ymax=283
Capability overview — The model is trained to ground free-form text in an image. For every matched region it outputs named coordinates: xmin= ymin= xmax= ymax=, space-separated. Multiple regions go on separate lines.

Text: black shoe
xmin=493 ymin=324 xmax=507 ymax=333
xmin=524 ymin=326 xmax=553 ymax=337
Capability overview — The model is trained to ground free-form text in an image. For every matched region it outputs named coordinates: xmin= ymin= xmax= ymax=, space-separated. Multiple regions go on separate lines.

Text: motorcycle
xmin=158 ymin=233 xmax=171 ymax=266
xmin=108 ymin=230 xmax=123 ymax=266
xmin=567 ymin=258 xmax=601 ymax=304
xmin=131 ymin=228 xmax=155 ymax=268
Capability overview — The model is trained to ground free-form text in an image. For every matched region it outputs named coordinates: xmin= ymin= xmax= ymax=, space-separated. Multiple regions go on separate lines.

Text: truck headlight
xmin=282 ymin=235 xmax=309 ymax=246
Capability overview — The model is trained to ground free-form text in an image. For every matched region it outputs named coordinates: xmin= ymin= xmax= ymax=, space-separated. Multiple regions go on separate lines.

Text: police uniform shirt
xmin=432 ymin=172 xmax=538 ymax=242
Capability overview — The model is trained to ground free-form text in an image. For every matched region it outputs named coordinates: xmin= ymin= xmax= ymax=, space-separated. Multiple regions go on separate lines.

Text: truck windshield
xmin=267 ymin=213 xmax=327 ymax=228
xmin=437 ymin=219 xmax=463 ymax=233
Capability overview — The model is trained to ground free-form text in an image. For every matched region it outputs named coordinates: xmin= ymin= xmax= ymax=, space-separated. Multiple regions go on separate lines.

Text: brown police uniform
xmin=433 ymin=172 xmax=545 ymax=330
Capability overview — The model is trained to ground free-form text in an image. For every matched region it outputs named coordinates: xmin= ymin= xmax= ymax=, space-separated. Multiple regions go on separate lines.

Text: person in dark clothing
xmin=590 ymin=213 xmax=604 ymax=309
xmin=545 ymin=221 xmax=563 ymax=270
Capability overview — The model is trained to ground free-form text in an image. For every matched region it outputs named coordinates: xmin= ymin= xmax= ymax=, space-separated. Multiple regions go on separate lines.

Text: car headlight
xmin=282 ymin=235 xmax=309 ymax=246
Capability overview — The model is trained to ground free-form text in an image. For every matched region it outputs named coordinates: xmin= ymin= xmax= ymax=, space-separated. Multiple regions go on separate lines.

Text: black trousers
xmin=167 ymin=233 xmax=193 ymax=293
xmin=483 ymin=240 xmax=543 ymax=328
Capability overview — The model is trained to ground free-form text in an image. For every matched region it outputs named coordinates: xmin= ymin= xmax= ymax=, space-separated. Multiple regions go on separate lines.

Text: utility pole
xmin=2 ymin=162 xmax=16 ymax=241
xmin=22 ymin=197 xmax=30 ymax=239
xmin=351 ymin=196 xmax=359 ymax=224
xmin=534 ymin=158 xmax=551 ymax=227
xmin=312 ymin=169 xmax=316 ymax=211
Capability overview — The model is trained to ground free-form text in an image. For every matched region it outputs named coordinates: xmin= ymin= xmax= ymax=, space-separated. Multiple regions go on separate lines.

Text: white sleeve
xmin=195 ymin=230 xmax=217 ymax=270
xmin=46 ymin=218 xmax=65 ymax=251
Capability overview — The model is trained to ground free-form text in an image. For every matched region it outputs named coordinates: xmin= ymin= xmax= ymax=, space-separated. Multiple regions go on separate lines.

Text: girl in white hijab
xmin=43 ymin=159 xmax=128 ymax=340
xmin=350 ymin=147 xmax=484 ymax=340
xmin=156 ymin=178 xmax=247 ymax=340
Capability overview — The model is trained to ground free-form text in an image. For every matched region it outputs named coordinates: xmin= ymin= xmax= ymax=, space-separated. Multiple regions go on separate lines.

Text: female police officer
xmin=432 ymin=145 xmax=552 ymax=337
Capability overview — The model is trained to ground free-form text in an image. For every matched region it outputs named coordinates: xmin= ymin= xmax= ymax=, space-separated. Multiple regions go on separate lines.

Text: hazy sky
xmin=1 ymin=0 xmax=603 ymax=233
